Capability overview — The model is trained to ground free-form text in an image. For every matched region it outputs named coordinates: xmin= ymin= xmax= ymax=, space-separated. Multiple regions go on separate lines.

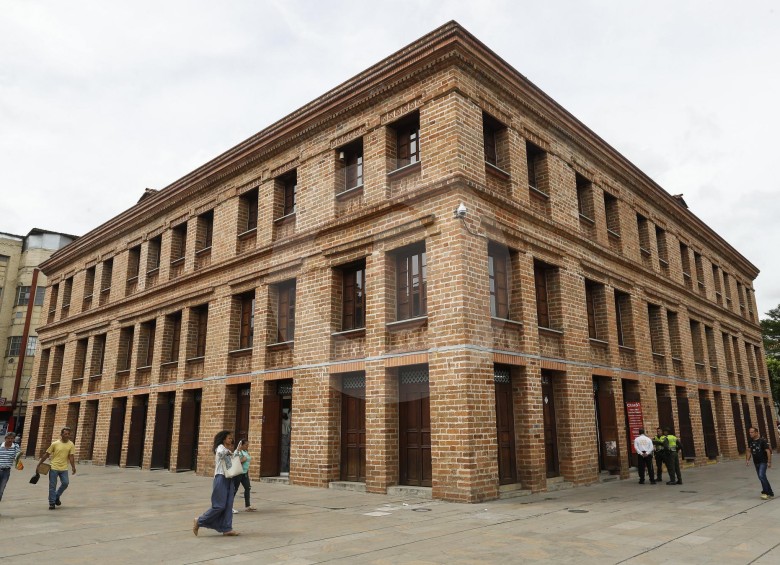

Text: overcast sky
xmin=2 ymin=1 xmax=779 ymax=313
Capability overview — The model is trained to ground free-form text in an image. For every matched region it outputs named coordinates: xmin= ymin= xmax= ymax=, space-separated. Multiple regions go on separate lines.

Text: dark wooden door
xmin=176 ymin=392 xmax=198 ymax=471
xmin=657 ymin=395 xmax=675 ymax=432
xmin=494 ymin=380 xmax=517 ymax=484
xmin=763 ymin=401 xmax=777 ymax=449
xmin=623 ymin=389 xmax=641 ymax=468
xmin=731 ymin=399 xmax=746 ymax=454
xmin=542 ymin=376 xmax=560 ymax=478
xmin=151 ymin=394 xmax=174 ymax=469
xmin=25 ymin=406 xmax=41 ymax=457
xmin=235 ymin=385 xmax=251 ymax=442
xmin=341 ymin=392 xmax=366 ymax=482
xmin=399 ymin=381 xmax=432 ymax=487
xmin=754 ymin=397 xmax=768 ymax=439
xmin=106 ymin=398 xmax=127 ymax=466
xmin=594 ymin=380 xmax=619 ymax=472
xmin=85 ymin=400 xmax=99 ymax=460
xmin=676 ymin=391 xmax=695 ymax=458
xmin=699 ymin=396 xmax=718 ymax=459
xmin=126 ymin=397 xmax=148 ymax=467
xmin=261 ymin=395 xmax=281 ymax=477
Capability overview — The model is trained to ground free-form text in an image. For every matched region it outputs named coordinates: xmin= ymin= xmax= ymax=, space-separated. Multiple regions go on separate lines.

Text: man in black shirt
xmin=746 ymin=426 xmax=773 ymax=500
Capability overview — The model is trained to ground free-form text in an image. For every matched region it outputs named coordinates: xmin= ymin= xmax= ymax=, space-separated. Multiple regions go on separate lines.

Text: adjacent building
xmin=26 ymin=22 xmax=774 ymax=502
xmin=0 ymin=229 xmax=76 ymax=435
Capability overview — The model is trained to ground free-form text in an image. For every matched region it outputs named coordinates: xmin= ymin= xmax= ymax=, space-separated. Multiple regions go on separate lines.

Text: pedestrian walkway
xmin=0 ymin=458 xmax=778 ymax=564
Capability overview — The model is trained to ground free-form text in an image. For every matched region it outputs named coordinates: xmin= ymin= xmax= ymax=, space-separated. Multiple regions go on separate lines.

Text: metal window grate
xmin=400 ymin=366 xmax=429 ymax=384
xmin=277 ymin=381 xmax=293 ymax=395
xmin=342 ymin=372 xmax=366 ymax=389
xmin=494 ymin=367 xmax=510 ymax=384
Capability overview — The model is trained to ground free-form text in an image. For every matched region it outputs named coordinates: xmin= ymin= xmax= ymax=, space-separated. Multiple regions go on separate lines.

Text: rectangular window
xmin=61 ymin=277 xmax=72 ymax=317
xmin=276 ymin=281 xmax=296 ymax=343
xmin=667 ymin=311 xmax=682 ymax=360
xmin=127 ymin=245 xmax=141 ymax=280
xmin=396 ymin=244 xmax=427 ymax=321
xmin=737 ymin=281 xmax=746 ymax=317
xmin=690 ymin=320 xmax=705 ymax=365
xmin=139 ymin=320 xmax=156 ymax=368
xmin=526 ymin=141 xmax=547 ymax=197
xmin=694 ymin=251 xmax=705 ymax=295
xmin=637 ymin=213 xmax=651 ymax=255
xmin=712 ymin=264 xmax=723 ymax=305
xmin=91 ymin=334 xmax=106 ymax=377
xmin=338 ymin=140 xmax=364 ymax=193
xmin=83 ymin=266 xmax=96 ymax=302
xmin=34 ymin=286 xmax=46 ymax=306
xmin=576 ymin=173 xmax=595 ymax=222
xmin=482 ymin=113 xmax=508 ymax=171
xmin=614 ymin=290 xmax=632 ymax=347
xmin=15 ymin=286 xmax=30 ymax=306
xmin=585 ymin=280 xmax=607 ymax=340
xmin=171 ymin=222 xmax=187 ymax=262
xmin=100 ymin=258 xmax=113 ymax=296
xmin=191 ymin=305 xmax=209 ymax=358
xmin=6 ymin=336 xmax=22 ymax=357
xmin=647 ymin=303 xmax=664 ymax=354
xmin=118 ymin=326 xmax=134 ymax=371
xmin=25 ymin=335 xmax=38 ymax=356
xmin=48 ymin=284 xmax=59 ymax=321
xmin=680 ymin=243 xmax=692 ymax=289
xmin=394 ymin=113 xmax=420 ymax=169
xmin=165 ymin=312 xmax=182 ymax=363
xmin=342 ymin=262 xmax=366 ymax=331
xmin=196 ymin=211 xmax=214 ymax=251
xmin=723 ymin=271 xmax=733 ymax=309
xmin=239 ymin=292 xmax=255 ymax=349
xmin=604 ymin=192 xmax=620 ymax=236
xmin=655 ymin=226 xmax=669 ymax=273
xmin=488 ymin=244 xmax=510 ymax=319
xmin=147 ymin=235 xmax=162 ymax=273
xmin=239 ymin=188 xmax=259 ymax=233
xmin=534 ymin=261 xmax=552 ymax=329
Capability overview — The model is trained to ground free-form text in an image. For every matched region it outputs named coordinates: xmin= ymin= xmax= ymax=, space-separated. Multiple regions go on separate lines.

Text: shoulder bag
xmin=223 ymin=452 xmax=244 ymax=478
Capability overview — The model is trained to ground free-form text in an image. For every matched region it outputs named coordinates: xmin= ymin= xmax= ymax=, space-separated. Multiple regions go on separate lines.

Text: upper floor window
xmin=190 ymin=304 xmax=209 ymax=358
xmin=5 ymin=336 xmax=22 ymax=357
xmin=337 ymin=140 xmax=364 ymax=194
xmin=585 ymin=280 xmax=607 ymax=341
xmin=712 ymin=264 xmax=723 ymax=305
xmin=275 ymin=280 xmax=296 ymax=343
xmin=118 ymin=326 xmax=134 ymax=371
xmin=483 ymin=113 xmax=508 ymax=172
xmin=341 ymin=262 xmax=366 ymax=331
xmin=139 ymin=319 xmax=156 ymax=368
xmin=647 ymin=303 xmax=664 ymax=355
xmin=83 ymin=266 xmax=96 ymax=304
xmin=147 ymin=235 xmax=162 ymax=273
xmin=239 ymin=188 xmax=259 ymax=233
xmin=61 ymin=277 xmax=73 ymax=314
xmin=90 ymin=334 xmax=107 ymax=377
xmin=679 ymin=243 xmax=692 ymax=290
xmin=603 ymin=192 xmax=620 ymax=237
xmin=533 ymin=260 xmax=559 ymax=330
xmin=164 ymin=311 xmax=182 ymax=363
xmin=526 ymin=141 xmax=548 ymax=197
xmin=274 ymin=171 xmax=297 ymax=219
xmin=488 ymin=244 xmax=510 ymax=319
xmin=576 ymin=173 xmax=595 ymax=222
xmin=390 ymin=112 xmax=420 ymax=170
xmin=171 ymin=222 xmax=187 ymax=262
xmin=637 ymin=213 xmax=651 ymax=255
xmin=396 ymin=244 xmax=427 ymax=321
xmin=127 ymin=245 xmax=141 ymax=281
xmin=33 ymin=286 xmax=45 ymax=307
xmin=693 ymin=251 xmax=705 ymax=295
xmin=238 ymin=292 xmax=255 ymax=349
xmin=48 ymin=284 xmax=59 ymax=322
xmin=100 ymin=258 xmax=113 ymax=305
xmin=655 ymin=226 xmax=669 ymax=273
xmin=15 ymin=286 xmax=30 ymax=306
xmin=196 ymin=211 xmax=214 ymax=251
xmin=614 ymin=290 xmax=634 ymax=347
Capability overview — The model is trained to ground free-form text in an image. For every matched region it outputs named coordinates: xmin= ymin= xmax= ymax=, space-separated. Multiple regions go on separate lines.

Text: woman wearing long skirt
xmin=193 ymin=430 xmax=240 ymax=536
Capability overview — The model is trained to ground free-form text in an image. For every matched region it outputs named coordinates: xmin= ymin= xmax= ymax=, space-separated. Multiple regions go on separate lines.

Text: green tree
xmin=769 ymin=357 xmax=780 ymax=406
xmin=761 ymin=305 xmax=780 ymax=359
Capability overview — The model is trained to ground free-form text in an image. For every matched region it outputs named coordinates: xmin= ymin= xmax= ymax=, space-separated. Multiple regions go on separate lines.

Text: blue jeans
xmin=0 ymin=467 xmax=10 ymax=501
xmin=755 ymin=462 xmax=774 ymax=496
xmin=48 ymin=469 xmax=70 ymax=505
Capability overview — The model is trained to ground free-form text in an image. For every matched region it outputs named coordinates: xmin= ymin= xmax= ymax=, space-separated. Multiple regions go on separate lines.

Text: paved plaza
xmin=0 ymin=458 xmax=778 ymax=564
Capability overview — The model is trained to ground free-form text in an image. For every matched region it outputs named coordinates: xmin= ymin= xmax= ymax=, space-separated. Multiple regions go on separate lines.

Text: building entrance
xmin=399 ymin=366 xmax=431 ymax=487
xmin=494 ymin=366 xmax=517 ymax=484
xmin=151 ymin=393 xmax=175 ymax=469
xmin=340 ymin=372 xmax=366 ymax=482
xmin=541 ymin=371 xmax=560 ymax=478
xmin=106 ymin=397 xmax=127 ymax=466
xmin=176 ymin=389 xmax=201 ymax=472
xmin=126 ymin=395 xmax=149 ymax=467
xmin=593 ymin=376 xmax=619 ymax=473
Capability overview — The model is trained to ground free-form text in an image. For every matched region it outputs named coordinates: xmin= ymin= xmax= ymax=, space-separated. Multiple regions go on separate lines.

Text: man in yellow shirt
xmin=37 ymin=427 xmax=76 ymax=510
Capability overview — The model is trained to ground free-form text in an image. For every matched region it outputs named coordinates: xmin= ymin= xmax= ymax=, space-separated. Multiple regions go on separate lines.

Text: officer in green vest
xmin=652 ymin=427 xmax=668 ymax=483
xmin=664 ymin=427 xmax=683 ymax=485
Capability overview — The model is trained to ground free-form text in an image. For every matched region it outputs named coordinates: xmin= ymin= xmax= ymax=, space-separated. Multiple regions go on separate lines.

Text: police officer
xmin=664 ymin=427 xmax=683 ymax=485
xmin=652 ymin=427 xmax=667 ymax=483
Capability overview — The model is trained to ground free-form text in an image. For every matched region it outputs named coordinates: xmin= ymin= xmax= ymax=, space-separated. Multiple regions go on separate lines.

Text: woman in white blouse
xmin=193 ymin=430 xmax=240 ymax=536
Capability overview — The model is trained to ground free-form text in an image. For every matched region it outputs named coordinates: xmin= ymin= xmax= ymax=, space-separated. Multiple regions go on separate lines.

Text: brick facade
xmin=25 ymin=22 xmax=774 ymax=502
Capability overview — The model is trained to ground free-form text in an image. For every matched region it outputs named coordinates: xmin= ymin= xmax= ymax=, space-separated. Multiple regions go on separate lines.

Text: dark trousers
xmin=0 ymin=467 xmax=10 ymax=501
xmin=637 ymin=455 xmax=655 ymax=483
xmin=232 ymin=473 xmax=251 ymax=508
xmin=755 ymin=462 xmax=774 ymax=496
xmin=654 ymin=452 xmax=666 ymax=481
xmin=666 ymin=451 xmax=682 ymax=482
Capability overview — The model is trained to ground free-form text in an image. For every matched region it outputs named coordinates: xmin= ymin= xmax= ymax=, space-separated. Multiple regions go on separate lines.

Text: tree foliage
xmin=768 ymin=357 xmax=780 ymax=406
xmin=761 ymin=305 xmax=780 ymax=359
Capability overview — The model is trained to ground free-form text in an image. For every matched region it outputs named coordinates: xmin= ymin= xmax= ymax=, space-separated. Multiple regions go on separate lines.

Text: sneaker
xmin=761 ymin=494 xmax=769 ymax=500
xmin=768 ymin=494 xmax=775 ymax=499
xmin=676 ymin=481 xmax=683 ymax=485
xmin=55 ymin=498 xmax=61 ymax=506
xmin=49 ymin=504 xmax=55 ymax=510
xmin=232 ymin=508 xmax=238 ymax=514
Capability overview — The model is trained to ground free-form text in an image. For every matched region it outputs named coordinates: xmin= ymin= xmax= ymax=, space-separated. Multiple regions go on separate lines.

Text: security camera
xmin=454 ymin=203 xmax=467 ymax=219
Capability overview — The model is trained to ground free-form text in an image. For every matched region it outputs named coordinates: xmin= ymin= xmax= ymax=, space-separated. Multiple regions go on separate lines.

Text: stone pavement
xmin=0 ymin=458 xmax=778 ymax=564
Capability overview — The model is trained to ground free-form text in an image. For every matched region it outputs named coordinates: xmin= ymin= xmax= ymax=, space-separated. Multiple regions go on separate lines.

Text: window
xmin=127 ymin=245 xmax=141 ymax=280
xmin=147 ymin=235 xmax=162 ymax=273
xmin=737 ymin=281 xmax=746 ymax=317
xmin=533 ymin=260 xmax=556 ymax=329
xmin=647 ymin=304 xmax=664 ymax=355
xmin=712 ymin=264 xmax=723 ymax=305
xmin=393 ymin=113 xmax=420 ymax=169
xmin=337 ymin=140 xmax=364 ymax=193
xmin=6 ymin=336 xmax=22 ymax=357
xmin=483 ymin=113 xmax=508 ymax=171
xmin=238 ymin=292 xmax=255 ymax=349
xmin=139 ymin=320 xmax=156 ymax=368
xmin=73 ymin=338 xmax=88 ymax=378
xmin=614 ymin=290 xmax=633 ymax=347
xmin=118 ymin=326 xmax=134 ymax=371
xmin=171 ymin=222 xmax=187 ymax=262
xmin=526 ymin=141 xmax=547 ymax=197
xmin=15 ymin=286 xmax=30 ymax=306
xmin=604 ymin=192 xmax=620 ymax=237
xmin=488 ymin=244 xmax=510 ymax=319
xmin=196 ymin=211 xmax=214 ymax=251
xmin=274 ymin=171 xmax=297 ymax=219
xmin=342 ymin=262 xmax=366 ymax=331
xmin=239 ymin=189 xmax=259 ymax=233
xmin=585 ymin=280 xmax=607 ymax=340
xmin=90 ymin=334 xmax=106 ymax=377
xmin=275 ymin=281 xmax=296 ymax=343
xmin=667 ymin=311 xmax=682 ymax=360
xmin=396 ymin=244 xmax=427 ymax=321
xmin=48 ymin=284 xmax=59 ymax=321
xmin=164 ymin=312 xmax=182 ymax=363
xmin=693 ymin=251 xmax=705 ymax=295
xmin=60 ymin=277 xmax=72 ymax=316
xmin=655 ymin=227 xmax=669 ymax=272
xmin=576 ymin=173 xmax=595 ymax=222
xmin=191 ymin=305 xmax=209 ymax=358
xmin=25 ymin=336 xmax=38 ymax=356
xmin=637 ymin=213 xmax=651 ymax=255
xmin=723 ymin=272 xmax=733 ymax=309
xmin=679 ymin=243 xmax=692 ymax=289
xmin=83 ymin=267 xmax=96 ymax=303
xmin=690 ymin=320 xmax=705 ymax=366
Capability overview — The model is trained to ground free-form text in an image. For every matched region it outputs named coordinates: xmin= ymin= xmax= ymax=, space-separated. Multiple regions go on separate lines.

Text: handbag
xmin=37 ymin=462 xmax=51 ymax=475
xmin=224 ymin=452 xmax=244 ymax=478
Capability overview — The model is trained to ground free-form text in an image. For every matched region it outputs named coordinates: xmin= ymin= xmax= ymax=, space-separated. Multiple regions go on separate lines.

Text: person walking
xmin=37 ymin=427 xmax=76 ymax=510
xmin=0 ymin=432 xmax=22 ymax=503
xmin=664 ymin=428 xmax=683 ymax=485
xmin=746 ymin=426 xmax=774 ymax=500
xmin=652 ymin=427 xmax=667 ymax=483
xmin=232 ymin=438 xmax=256 ymax=512
xmin=633 ymin=429 xmax=656 ymax=484
xmin=193 ymin=430 xmax=240 ymax=536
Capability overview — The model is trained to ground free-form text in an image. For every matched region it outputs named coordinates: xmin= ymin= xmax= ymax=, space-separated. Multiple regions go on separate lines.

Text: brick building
xmin=26 ymin=22 xmax=775 ymax=502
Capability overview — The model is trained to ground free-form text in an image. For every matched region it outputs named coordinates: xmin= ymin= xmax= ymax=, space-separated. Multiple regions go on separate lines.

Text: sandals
xmin=223 ymin=531 xmax=240 ymax=536
xmin=192 ymin=519 xmax=199 ymax=536
xmin=245 ymin=507 xmax=257 ymax=512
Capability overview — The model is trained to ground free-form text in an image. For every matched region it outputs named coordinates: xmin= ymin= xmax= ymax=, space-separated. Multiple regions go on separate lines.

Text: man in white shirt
xmin=633 ymin=428 xmax=656 ymax=484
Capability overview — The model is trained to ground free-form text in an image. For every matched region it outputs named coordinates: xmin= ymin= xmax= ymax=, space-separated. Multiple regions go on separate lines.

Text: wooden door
xmin=699 ymin=395 xmax=719 ymax=459
xmin=742 ymin=398 xmax=752 ymax=433
xmin=542 ymin=375 xmax=560 ymax=478
xmin=85 ymin=400 xmax=99 ymax=460
xmin=754 ymin=397 xmax=768 ymax=439
xmin=623 ymin=388 xmax=641 ymax=468
xmin=235 ymin=385 xmax=251 ymax=442
xmin=106 ymin=398 xmax=127 ymax=466
xmin=151 ymin=394 xmax=174 ymax=469
xmin=731 ymin=399 xmax=746 ymax=454
xmin=261 ymin=395 xmax=281 ymax=477
xmin=676 ymin=390 xmax=695 ymax=457
xmin=176 ymin=393 xmax=197 ymax=471
xmin=594 ymin=379 xmax=619 ymax=472
xmin=495 ymin=380 xmax=517 ymax=484
xmin=126 ymin=397 xmax=148 ymax=467
xmin=399 ymin=381 xmax=431 ymax=487
xmin=25 ymin=406 xmax=41 ymax=457
xmin=340 ymin=392 xmax=366 ymax=482
xmin=657 ymin=395 xmax=675 ymax=432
